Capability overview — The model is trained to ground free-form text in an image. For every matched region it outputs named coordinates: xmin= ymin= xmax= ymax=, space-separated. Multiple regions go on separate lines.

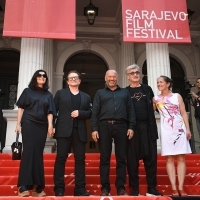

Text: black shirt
xmin=127 ymin=86 xmax=149 ymax=121
xmin=70 ymin=92 xmax=81 ymax=127
xmin=91 ymin=86 xmax=136 ymax=131
xmin=16 ymin=87 xmax=56 ymax=125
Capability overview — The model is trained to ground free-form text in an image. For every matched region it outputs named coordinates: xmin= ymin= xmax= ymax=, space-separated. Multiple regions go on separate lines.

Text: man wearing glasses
xmin=126 ymin=64 xmax=162 ymax=196
xmin=53 ymin=70 xmax=92 ymax=196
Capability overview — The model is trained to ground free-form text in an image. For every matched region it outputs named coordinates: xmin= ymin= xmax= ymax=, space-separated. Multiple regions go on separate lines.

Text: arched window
xmin=64 ymin=52 xmax=108 ymax=100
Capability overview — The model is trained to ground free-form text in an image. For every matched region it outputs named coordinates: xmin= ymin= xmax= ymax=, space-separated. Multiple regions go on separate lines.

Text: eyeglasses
xmin=37 ymin=74 xmax=47 ymax=78
xmin=128 ymin=71 xmax=140 ymax=76
xmin=68 ymin=76 xmax=79 ymax=81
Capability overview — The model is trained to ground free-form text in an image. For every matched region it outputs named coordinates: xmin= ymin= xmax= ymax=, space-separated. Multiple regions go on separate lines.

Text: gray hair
xmin=105 ymin=69 xmax=118 ymax=77
xmin=126 ymin=64 xmax=140 ymax=74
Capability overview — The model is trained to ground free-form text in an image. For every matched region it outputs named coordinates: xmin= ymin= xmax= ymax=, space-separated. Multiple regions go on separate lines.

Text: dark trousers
xmin=54 ymin=128 xmax=86 ymax=193
xmin=98 ymin=121 xmax=128 ymax=192
xmin=127 ymin=122 xmax=157 ymax=189
xmin=18 ymin=122 xmax=47 ymax=189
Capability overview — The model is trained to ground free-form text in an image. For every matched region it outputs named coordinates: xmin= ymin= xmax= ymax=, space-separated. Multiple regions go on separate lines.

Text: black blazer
xmin=54 ymin=88 xmax=92 ymax=142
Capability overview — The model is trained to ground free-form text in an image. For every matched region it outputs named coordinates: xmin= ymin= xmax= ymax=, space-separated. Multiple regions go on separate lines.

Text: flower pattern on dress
xmin=155 ymin=94 xmax=185 ymax=145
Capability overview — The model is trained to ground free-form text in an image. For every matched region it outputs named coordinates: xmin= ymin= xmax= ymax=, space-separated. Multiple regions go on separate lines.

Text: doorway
xmin=142 ymin=57 xmax=186 ymax=104
xmin=0 ymin=50 xmax=19 ymax=151
xmin=64 ymin=52 xmax=108 ymax=152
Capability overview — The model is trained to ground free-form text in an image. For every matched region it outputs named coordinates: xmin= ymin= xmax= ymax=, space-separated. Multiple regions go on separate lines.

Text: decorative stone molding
xmin=134 ymin=46 xmax=143 ymax=54
xmin=193 ymin=35 xmax=200 ymax=47
xmin=109 ymin=45 xmax=116 ymax=53
xmin=2 ymin=37 xmax=12 ymax=48
xmin=82 ymin=40 xmax=91 ymax=51
xmin=184 ymin=47 xmax=192 ymax=55
xmin=56 ymin=43 xmax=116 ymax=74
xmin=57 ymin=43 xmax=64 ymax=51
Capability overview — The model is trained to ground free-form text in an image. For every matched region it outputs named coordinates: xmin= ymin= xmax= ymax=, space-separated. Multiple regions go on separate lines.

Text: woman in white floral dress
xmin=153 ymin=76 xmax=191 ymax=197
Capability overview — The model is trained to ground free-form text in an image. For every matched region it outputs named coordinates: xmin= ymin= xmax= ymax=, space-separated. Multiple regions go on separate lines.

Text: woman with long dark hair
xmin=15 ymin=70 xmax=56 ymax=197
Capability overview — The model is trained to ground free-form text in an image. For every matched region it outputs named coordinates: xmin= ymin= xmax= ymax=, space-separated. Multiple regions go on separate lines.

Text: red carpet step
xmin=0 ymin=197 xmax=173 ymax=200
xmin=0 ymin=153 xmax=200 ymax=197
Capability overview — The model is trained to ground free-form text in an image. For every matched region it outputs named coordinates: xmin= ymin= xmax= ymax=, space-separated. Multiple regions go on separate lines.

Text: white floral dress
xmin=154 ymin=93 xmax=191 ymax=156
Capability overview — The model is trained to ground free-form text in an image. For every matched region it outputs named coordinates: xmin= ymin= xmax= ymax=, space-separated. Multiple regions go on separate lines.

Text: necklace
xmin=161 ymin=93 xmax=172 ymax=101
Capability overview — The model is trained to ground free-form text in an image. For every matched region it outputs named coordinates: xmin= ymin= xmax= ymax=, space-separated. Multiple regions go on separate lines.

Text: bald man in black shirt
xmin=91 ymin=69 xmax=136 ymax=196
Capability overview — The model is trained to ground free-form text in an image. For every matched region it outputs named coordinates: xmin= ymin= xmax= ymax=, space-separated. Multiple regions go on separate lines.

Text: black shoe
xmin=146 ymin=188 xmax=163 ymax=196
xmin=74 ymin=190 xmax=90 ymax=196
xmin=130 ymin=188 xmax=139 ymax=196
xmin=100 ymin=189 xmax=109 ymax=196
xmin=55 ymin=191 xmax=64 ymax=196
xmin=117 ymin=188 xmax=127 ymax=195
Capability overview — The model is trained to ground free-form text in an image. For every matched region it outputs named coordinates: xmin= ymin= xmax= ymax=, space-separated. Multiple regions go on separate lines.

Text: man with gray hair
xmin=91 ymin=69 xmax=136 ymax=196
xmin=126 ymin=64 xmax=162 ymax=196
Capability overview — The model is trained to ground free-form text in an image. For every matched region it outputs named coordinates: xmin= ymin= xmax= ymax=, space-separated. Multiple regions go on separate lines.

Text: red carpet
xmin=0 ymin=153 xmax=199 ymax=199
xmin=0 ymin=197 xmax=172 ymax=200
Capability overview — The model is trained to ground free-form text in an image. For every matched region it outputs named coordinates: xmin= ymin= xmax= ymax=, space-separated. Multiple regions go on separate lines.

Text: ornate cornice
xmin=82 ymin=40 xmax=91 ymax=51
xmin=2 ymin=37 xmax=12 ymax=48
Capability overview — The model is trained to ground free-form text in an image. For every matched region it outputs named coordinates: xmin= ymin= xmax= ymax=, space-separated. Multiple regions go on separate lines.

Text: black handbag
xmin=11 ymin=133 xmax=22 ymax=160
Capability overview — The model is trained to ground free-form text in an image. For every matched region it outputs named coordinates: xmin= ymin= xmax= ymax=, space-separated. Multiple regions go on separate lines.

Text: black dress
xmin=16 ymin=87 xmax=56 ymax=189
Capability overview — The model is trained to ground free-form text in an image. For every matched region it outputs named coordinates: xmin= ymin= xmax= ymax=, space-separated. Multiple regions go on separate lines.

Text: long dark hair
xmin=159 ymin=75 xmax=173 ymax=90
xmin=28 ymin=70 xmax=49 ymax=91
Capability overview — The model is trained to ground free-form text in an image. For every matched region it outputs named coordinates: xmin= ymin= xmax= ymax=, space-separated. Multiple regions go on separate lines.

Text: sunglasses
xmin=128 ymin=71 xmax=140 ymax=76
xmin=37 ymin=74 xmax=47 ymax=78
xmin=68 ymin=76 xmax=79 ymax=81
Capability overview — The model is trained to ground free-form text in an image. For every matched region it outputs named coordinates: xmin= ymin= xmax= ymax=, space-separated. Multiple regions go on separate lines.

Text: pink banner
xmin=3 ymin=0 xmax=76 ymax=40
xmin=122 ymin=0 xmax=191 ymax=43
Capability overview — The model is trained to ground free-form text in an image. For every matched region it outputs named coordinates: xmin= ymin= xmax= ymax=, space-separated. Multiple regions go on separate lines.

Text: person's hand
xmin=190 ymin=91 xmax=198 ymax=99
xmin=71 ymin=110 xmax=79 ymax=118
xmin=92 ymin=131 xmax=99 ymax=142
xmin=186 ymin=130 xmax=192 ymax=140
xmin=48 ymin=126 xmax=54 ymax=138
xmin=15 ymin=124 xmax=21 ymax=134
xmin=127 ymin=129 xmax=134 ymax=139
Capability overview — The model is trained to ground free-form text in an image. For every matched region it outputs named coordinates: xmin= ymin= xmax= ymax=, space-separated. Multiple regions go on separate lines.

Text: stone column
xmin=43 ymin=39 xmax=57 ymax=152
xmin=3 ymin=38 xmax=44 ymax=152
xmin=146 ymin=43 xmax=170 ymax=153
xmin=120 ymin=42 xmax=135 ymax=87
xmin=17 ymin=38 xmax=45 ymax=99
xmin=146 ymin=43 xmax=171 ymax=96
xmin=44 ymin=39 xmax=53 ymax=92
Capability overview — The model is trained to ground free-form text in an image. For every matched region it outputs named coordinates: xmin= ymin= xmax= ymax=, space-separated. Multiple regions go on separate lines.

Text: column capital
xmin=193 ymin=36 xmax=200 ymax=47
